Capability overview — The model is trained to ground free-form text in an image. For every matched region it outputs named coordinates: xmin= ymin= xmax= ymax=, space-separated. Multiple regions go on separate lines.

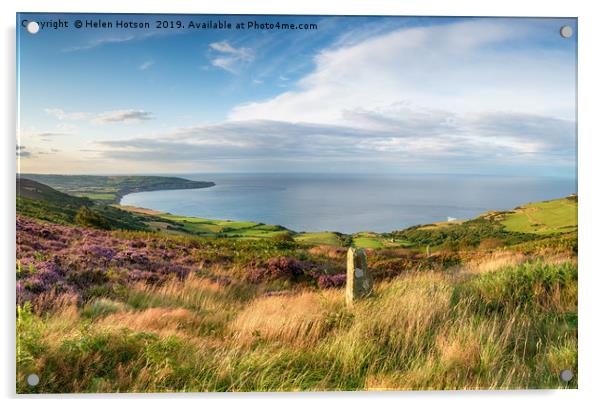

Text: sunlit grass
xmin=295 ymin=232 xmax=343 ymax=246
xmin=17 ymin=259 xmax=577 ymax=393
xmin=352 ymin=233 xmax=386 ymax=249
xmin=501 ymin=197 xmax=577 ymax=235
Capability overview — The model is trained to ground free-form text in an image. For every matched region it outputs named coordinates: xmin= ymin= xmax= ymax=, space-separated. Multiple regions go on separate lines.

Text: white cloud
xmin=138 ymin=60 xmax=155 ymax=70
xmin=92 ymin=109 xmax=154 ymax=124
xmin=209 ymin=41 xmax=240 ymax=54
xmin=44 ymin=108 xmax=90 ymax=121
xmin=61 ymin=30 xmax=169 ymax=53
xmin=95 ymin=20 xmax=576 ymax=172
xmin=19 ymin=124 xmax=77 ymax=139
xmin=230 ymin=19 xmax=575 ymax=124
xmin=45 ymin=107 xmax=154 ymax=124
xmin=209 ymin=41 xmax=254 ymax=74
xmin=55 ymin=19 xmax=576 ymax=175
xmin=99 ymin=110 xmax=575 ymax=170
xmin=16 ymin=145 xmax=31 ymax=158
xmin=62 ymin=35 xmax=136 ymax=52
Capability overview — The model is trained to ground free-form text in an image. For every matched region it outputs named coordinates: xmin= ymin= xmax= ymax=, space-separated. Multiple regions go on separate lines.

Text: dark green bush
xmin=75 ymin=206 xmax=111 ymax=230
xmin=387 ymin=217 xmax=537 ymax=248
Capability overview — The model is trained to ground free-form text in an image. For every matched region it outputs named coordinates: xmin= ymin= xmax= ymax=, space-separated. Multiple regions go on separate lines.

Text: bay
xmin=120 ymin=173 xmax=576 ymax=234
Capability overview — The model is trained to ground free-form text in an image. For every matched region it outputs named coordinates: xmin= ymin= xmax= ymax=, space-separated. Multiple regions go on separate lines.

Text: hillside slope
xmin=386 ymin=196 xmax=577 ymax=251
xmin=17 ymin=177 xmax=92 ymax=207
xmin=499 ymin=196 xmax=577 ymax=235
xmin=17 ymin=178 xmax=148 ymax=230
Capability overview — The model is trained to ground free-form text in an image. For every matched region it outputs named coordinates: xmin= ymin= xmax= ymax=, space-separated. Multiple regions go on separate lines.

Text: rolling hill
xmin=17 ymin=178 xmax=148 ymax=230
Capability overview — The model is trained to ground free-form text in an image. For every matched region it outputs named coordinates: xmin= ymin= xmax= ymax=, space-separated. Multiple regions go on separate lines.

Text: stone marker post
xmin=346 ymin=247 xmax=373 ymax=305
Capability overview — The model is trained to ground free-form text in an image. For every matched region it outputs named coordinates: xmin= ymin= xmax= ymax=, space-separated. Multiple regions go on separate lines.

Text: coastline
xmin=115 ymin=173 xmax=576 ymax=235
xmin=116 ymin=181 xmax=216 ymax=205
xmin=16 ymin=174 xmax=577 ymax=248
xmin=116 ymin=190 xmax=577 ymax=245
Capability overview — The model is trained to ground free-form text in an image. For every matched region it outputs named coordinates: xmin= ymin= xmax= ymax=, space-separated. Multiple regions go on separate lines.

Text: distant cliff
xmin=18 ymin=174 xmax=215 ymax=203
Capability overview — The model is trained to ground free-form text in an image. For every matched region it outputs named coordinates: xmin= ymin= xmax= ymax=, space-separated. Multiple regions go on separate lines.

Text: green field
xmin=74 ymin=193 xmax=117 ymax=202
xmin=149 ymin=213 xmax=289 ymax=239
xmin=295 ymin=232 xmax=344 ymax=246
xmin=353 ymin=232 xmax=386 ymax=248
xmin=501 ymin=197 xmax=577 ymax=235
xmin=20 ymin=174 xmax=214 ymax=203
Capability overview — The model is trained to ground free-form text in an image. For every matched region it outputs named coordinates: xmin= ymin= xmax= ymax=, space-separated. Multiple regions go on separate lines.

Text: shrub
xmin=17 ymin=302 xmax=44 ymax=369
xmin=81 ymin=298 xmax=126 ymax=319
xmin=479 ymin=237 xmax=504 ymax=250
xmin=247 ymin=256 xmax=313 ymax=283
xmin=75 ymin=206 xmax=111 ymax=230
xmin=67 ymin=268 xmax=109 ymax=288
xmin=441 ymin=240 xmax=459 ymax=252
xmin=271 ymin=232 xmax=295 ymax=243
xmin=317 ymin=274 xmax=346 ymax=289
xmin=386 ymin=217 xmax=537 ymax=248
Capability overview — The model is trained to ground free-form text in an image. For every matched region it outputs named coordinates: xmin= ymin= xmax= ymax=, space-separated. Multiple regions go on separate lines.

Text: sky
xmin=17 ymin=14 xmax=577 ymax=177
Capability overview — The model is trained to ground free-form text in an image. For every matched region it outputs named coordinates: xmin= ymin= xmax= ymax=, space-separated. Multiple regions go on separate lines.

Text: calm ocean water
xmin=120 ymin=174 xmax=576 ymax=233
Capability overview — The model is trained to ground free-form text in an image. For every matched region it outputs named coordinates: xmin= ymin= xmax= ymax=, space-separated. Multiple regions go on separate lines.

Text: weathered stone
xmin=346 ymin=247 xmax=373 ymax=305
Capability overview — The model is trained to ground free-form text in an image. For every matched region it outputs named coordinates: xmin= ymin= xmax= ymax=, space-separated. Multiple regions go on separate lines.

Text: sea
xmin=120 ymin=173 xmax=576 ymax=234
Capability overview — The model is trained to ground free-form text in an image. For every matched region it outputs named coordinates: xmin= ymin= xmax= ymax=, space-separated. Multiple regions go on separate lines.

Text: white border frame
xmin=2 ymin=1 xmax=600 ymax=406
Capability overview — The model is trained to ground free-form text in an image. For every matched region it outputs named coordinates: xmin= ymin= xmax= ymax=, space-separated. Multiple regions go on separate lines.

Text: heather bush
xmin=246 ymin=256 xmax=315 ymax=283
xmin=264 ymin=256 xmax=307 ymax=279
xmin=317 ymin=274 xmax=346 ymax=289
xmin=16 ymin=216 xmax=216 ymax=305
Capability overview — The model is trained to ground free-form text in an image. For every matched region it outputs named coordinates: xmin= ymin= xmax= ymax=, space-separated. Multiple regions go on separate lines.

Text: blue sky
xmin=17 ymin=14 xmax=577 ymax=176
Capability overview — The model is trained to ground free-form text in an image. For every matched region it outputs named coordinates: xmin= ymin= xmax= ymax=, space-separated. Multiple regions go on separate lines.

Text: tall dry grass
xmin=465 ymin=251 xmax=527 ymax=274
xmin=230 ymin=290 xmax=345 ymax=346
xmin=17 ymin=260 xmax=577 ymax=393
